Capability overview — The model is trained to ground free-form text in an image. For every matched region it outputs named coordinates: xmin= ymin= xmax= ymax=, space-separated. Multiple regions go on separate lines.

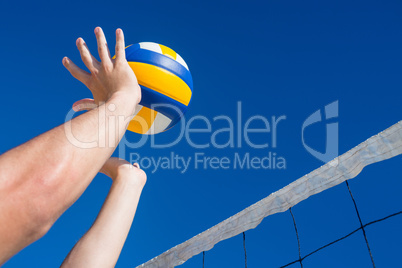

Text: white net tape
xmin=138 ymin=121 xmax=402 ymax=268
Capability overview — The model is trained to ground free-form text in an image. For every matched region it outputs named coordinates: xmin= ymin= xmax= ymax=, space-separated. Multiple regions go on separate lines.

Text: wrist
xmin=107 ymin=88 xmax=140 ymax=116
xmin=113 ymin=174 xmax=146 ymax=189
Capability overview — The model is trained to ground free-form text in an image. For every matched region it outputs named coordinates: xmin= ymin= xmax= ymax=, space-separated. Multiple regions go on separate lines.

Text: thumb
xmin=72 ymin=98 xmax=97 ymax=112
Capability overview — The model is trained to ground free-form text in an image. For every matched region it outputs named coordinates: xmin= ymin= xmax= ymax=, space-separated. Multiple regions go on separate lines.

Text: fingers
xmin=115 ymin=28 xmax=126 ymax=62
xmin=72 ymin=28 xmax=119 ymax=73
xmin=100 ymin=157 xmax=131 ymax=178
xmin=72 ymin=98 xmax=97 ymax=112
xmin=94 ymin=27 xmax=112 ymax=67
xmin=133 ymin=163 xmax=140 ymax=169
xmin=76 ymin=38 xmax=100 ymax=73
xmin=62 ymin=57 xmax=91 ymax=85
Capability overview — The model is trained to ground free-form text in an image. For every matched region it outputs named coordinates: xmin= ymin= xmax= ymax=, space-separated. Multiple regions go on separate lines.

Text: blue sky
xmin=1 ymin=0 xmax=401 ymax=267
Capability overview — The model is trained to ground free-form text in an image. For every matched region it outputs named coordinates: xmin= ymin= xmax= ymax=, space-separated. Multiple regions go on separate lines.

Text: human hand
xmin=61 ymin=157 xmax=146 ymax=268
xmin=62 ymin=27 xmax=141 ymax=112
xmin=100 ymin=157 xmax=147 ymax=186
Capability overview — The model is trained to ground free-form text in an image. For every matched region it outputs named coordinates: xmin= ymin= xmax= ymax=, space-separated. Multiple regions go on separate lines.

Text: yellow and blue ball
xmin=125 ymin=42 xmax=193 ymax=134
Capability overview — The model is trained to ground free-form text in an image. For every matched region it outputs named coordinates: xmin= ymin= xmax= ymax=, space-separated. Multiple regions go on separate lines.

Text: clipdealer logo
xmin=302 ymin=101 xmax=339 ymax=163
xmin=63 ymin=101 xmax=339 ymax=174
xmin=129 ymin=152 xmax=285 ymax=174
xmin=123 ymin=102 xmax=288 ymax=173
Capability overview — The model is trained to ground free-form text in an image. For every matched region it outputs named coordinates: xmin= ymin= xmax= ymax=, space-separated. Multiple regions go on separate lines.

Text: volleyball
xmin=124 ymin=42 xmax=193 ymax=134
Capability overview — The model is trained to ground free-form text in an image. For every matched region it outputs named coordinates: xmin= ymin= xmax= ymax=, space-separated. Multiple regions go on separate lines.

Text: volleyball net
xmin=138 ymin=121 xmax=402 ymax=268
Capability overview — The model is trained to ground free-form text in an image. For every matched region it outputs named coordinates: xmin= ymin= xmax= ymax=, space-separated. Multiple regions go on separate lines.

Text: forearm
xmin=0 ymin=27 xmax=141 ymax=265
xmin=61 ymin=177 xmax=144 ymax=268
xmin=0 ymin=93 xmax=135 ymax=261
xmin=1 ymin=93 xmax=134 ymax=193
